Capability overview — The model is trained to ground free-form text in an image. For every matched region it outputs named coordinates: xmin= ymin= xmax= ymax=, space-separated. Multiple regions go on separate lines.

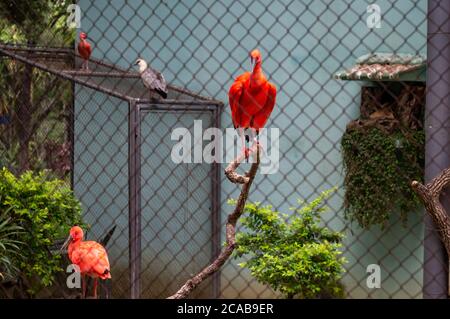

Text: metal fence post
xmin=424 ymin=0 xmax=450 ymax=299
xmin=129 ymin=99 xmax=142 ymax=298
xmin=211 ymin=106 xmax=222 ymax=298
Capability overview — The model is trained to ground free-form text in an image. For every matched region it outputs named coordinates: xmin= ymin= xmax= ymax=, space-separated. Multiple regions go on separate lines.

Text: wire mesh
xmin=0 ymin=0 xmax=447 ymax=299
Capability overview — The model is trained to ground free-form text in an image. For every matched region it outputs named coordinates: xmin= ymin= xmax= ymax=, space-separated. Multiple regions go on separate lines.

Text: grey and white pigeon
xmin=135 ymin=58 xmax=168 ymax=99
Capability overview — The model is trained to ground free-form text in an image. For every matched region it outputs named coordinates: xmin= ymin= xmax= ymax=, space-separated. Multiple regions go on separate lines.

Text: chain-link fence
xmin=1 ymin=0 xmax=449 ymax=299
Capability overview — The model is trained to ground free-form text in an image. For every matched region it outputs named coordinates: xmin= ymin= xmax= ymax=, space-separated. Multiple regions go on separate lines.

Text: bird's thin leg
xmin=249 ymin=128 xmax=258 ymax=146
xmin=252 ymin=129 xmax=264 ymax=159
xmin=93 ymin=278 xmax=98 ymax=299
xmin=245 ymin=131 xmax=251 ymax=162
xmin=238 ymin=127 xmax=246 ymax=156
xmin=238 ymin=128 xmax=250 ymax=161
xmin=86 ymin=60 xmax=89 ymax=71
xmin=82 ymin=274 xmax=86 ymax=299
xmin=251 ymin=128 xmax=257 ymax=161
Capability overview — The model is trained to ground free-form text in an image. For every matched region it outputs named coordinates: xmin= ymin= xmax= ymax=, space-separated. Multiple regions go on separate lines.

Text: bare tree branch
xmin=167 ymin=144 xmax=260 ymax=299
xmin=224 ymin=143 xmax=259 ymax=184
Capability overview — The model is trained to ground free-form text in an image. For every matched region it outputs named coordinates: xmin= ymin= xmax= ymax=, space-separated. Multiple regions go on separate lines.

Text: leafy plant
xmin=0 ymin=0 xmax=75 ymax=174
xmin=233 ymin=189 xmax=347 ymax=299
xmin=0 ymin=207 xmax=24 ymax=281
xmin=341 ymin=127 xmax=424 ymax=228
xmin=0 ymin=168 xmax=82 ymax=293
xmin=0 ymin=0 xmax=75 ymax=43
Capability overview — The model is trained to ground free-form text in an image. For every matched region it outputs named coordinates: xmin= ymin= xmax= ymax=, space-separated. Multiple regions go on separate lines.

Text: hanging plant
xmin=341 ymin=126 xmax=424 ymax=228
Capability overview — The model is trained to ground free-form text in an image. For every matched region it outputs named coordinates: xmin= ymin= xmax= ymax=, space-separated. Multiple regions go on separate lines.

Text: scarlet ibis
xmin=77 ymin=32 xmax=92 ymax=70
xmin=135 ymin=58 xmax=168 ymax=99
xmin=61 ymin=226 xmax=111 ymax=298
xmin=229 ymin=49 xmax=277 ymax=156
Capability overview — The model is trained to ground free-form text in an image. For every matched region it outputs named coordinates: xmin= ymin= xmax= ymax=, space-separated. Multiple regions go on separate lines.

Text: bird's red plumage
xmin=66 ymin=226 xmax=111 ymax=280
xmin=228 ymin=53 xmax=276 ymax=131
xmin=64 ymin=226 xmax=110 ymax=298
xmin=68 ymin=240 xmax=111 ymax=279
xmin=77 ymin=40 xmax=92 ymax=60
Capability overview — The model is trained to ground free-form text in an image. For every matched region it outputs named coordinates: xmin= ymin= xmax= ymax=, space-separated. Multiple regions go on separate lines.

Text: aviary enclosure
xmin=1 ymin=0 xmax=450 ymax=300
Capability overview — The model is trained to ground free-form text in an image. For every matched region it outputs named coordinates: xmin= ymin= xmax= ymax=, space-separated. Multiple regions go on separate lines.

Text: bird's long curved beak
xmin=60 ymin=235 xmax=72 ymax=253
xmin=250 ymin=57 xmax=255 ymax=69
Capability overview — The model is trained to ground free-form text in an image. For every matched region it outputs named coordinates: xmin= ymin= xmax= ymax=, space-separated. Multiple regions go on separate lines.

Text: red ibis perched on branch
xmin=77 ymin=32 xmax=92 ymax=70
xmin=135 ymin=58 xmax=168 ymax=99
xmin=229 ymin=49 xmax=277 ymax=157
xmin=61 ymin=226 xmax=111 ymax=298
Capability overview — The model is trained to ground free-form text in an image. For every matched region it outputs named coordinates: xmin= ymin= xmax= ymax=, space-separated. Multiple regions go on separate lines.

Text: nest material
xmin=347 ymin=85 xmax=425 ymax=134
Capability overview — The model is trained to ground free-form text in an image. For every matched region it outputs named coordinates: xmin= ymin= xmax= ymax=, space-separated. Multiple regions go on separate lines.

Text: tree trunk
xmin=411 ymin=168 xmax=450 ymax=296
xmin=16 ymin=57 xmax=33 ymax=173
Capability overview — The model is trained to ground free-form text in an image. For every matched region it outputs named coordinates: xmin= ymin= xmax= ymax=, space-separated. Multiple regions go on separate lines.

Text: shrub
xmin=233 ymin=188 xmax=347 ymax=299
xmin=0 ymin=168 xmax=82 ymax=292
xmin=0 ymin=207 xmax=24 ymax=281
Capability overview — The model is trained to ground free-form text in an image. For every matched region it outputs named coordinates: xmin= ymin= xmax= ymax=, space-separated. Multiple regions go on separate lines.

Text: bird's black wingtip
xmin=157 ymin=90 xmax=168 ymax=99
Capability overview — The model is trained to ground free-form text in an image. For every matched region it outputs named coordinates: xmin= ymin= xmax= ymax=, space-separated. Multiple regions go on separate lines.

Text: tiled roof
xmin=334 ymin=53 xmax=426 ymax=81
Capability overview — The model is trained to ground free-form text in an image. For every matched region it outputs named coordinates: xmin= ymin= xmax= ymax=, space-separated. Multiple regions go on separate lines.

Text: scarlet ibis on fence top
xmin=77 ymin=32 xmax=92 ymax=70
xmin=62 ymin=226 xmax=111 ymax=298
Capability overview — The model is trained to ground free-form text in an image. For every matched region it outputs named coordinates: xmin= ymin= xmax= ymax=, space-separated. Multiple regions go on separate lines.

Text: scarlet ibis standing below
xmin=228 ymin=49 xmax=277 ymax=156
xmin=77 ymin=32 xmax=92 ymax=70
xmin=61 ymin=226 xmax=111 ymax=298
xmin=135 ymin=58 xmax=168 ymax=99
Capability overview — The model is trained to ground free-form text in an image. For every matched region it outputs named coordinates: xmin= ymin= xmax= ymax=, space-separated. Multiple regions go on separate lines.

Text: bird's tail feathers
xmin=156 ymin=89 xmax=168 ymax=99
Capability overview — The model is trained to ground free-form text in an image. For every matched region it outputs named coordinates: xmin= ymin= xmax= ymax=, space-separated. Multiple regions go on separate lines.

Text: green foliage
xmin=0 ymin=207 xmax=24 ymax=281
xmin=341 ymin=127 xmax=424 ymax=228
xmin=0 ymin=0 xmax=75 ymax=174
xmin=0 ymin=168 xmax=82 ymax=291
xmin=233 ymin=189 xmax=347 ymax=299
xmin=0 ymin=0 xmax=75 ymax=43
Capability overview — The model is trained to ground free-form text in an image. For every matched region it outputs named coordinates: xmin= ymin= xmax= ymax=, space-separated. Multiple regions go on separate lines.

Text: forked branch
xmin=411 ymin=168 xmax=450 ymax=295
